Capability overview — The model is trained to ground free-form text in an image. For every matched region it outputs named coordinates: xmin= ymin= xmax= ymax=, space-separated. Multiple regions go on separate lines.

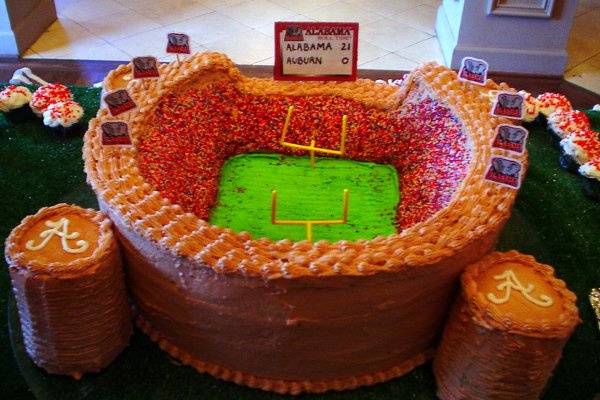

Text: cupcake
xmin=42 ymin=100 xmax=84 ymax=137
xmin=559 ymin=128 xmax=600 ymax=173
xmin=30 ymin=83 xmax=72 ymax=116
xmin=0 ymin=85 xmax=33 ymax=123
xmin=547 ymin=110 xmax=590 ymax=149
xmin=537 ymin=92 xmax=572 ymax=117
xmin=518 ymin=90 xmax=540 ymax=122
xmin=579 ymin=159 xmax=600 ymax=201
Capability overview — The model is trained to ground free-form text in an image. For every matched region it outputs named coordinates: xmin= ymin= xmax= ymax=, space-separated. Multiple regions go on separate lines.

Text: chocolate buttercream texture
xmin=5 ymin=203 xmax=132 ymax=379
xmin=434 ymin=251 xmax=580 ymax=400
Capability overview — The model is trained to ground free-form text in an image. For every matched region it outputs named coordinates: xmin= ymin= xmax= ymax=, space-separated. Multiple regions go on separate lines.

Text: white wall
xmin=0 ymin=1 xmax=19 ymax=56
xmin=436 ymin=0 xmax=578 ymax=75
xmin=436 ymin=0 xmax=465 ymax=67
xmin=0 ymin=0 xmax=56 ymax=57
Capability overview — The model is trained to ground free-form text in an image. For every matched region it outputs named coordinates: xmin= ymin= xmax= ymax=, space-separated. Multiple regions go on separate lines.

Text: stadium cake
xmin=78 ymin=52 xmax=534 ymax=394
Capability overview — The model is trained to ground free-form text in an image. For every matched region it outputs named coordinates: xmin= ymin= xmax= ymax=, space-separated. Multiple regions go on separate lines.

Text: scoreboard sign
xmin=274 ymin=21 xmax=359 ymax=81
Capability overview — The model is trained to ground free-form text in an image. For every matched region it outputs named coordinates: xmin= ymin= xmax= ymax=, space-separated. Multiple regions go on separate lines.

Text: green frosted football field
xmin=210 ymin=153 xmax=400 ymax=242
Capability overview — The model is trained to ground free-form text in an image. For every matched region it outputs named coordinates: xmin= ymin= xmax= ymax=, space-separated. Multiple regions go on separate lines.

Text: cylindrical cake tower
xmin=5 ymin=203 xmax=132 ymax=378
xmin=433 ymin=251 xmax=580 ymax=400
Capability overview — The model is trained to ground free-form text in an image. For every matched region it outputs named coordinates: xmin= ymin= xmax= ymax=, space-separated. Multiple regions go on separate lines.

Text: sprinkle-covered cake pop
xmin=42 ymin=100 xmax=84 ymax=137
xmin=0 ymin=85 xmax=33 ymax=123
xmin=30 ymin=83 xmax=72 ymax=116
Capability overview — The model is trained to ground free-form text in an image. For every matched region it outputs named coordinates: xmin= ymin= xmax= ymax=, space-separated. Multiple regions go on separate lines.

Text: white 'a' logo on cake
xmin=25 ymin=217 xmax=89 ymax=254
xmin=486 ymin=269 xmax=553 ymax=307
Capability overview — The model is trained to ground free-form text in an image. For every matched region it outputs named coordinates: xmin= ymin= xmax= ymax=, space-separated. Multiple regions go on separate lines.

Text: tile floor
xmin=23 ymin=0 xmax=444 ymax=71
xmin=565 ymin=0 xmax=600 ymax=95
xmin=20 ymin=0 xmax=600 ymax=95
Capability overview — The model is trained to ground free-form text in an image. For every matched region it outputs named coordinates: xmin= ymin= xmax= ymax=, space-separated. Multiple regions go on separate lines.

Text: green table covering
xmin=1 ymin=86 xmax=599 ymax=399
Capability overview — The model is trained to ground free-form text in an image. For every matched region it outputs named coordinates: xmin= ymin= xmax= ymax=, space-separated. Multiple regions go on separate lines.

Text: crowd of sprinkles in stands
xmin=137 ymin=81 xmax=470 ymax=233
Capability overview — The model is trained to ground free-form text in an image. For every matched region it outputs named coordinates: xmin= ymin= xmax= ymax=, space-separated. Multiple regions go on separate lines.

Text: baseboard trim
xmin=451 ymin=45 xmax=568 ymax=76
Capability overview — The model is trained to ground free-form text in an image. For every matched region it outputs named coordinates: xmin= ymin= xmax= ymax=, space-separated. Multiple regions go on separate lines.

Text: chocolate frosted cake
xmin=82 ymin=52 xmax=528 ymax=394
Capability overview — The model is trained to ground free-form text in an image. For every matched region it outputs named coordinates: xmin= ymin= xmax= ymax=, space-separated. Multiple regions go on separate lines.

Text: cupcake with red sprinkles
xmin=536 ymin=92 xmax=572 ymax=117
xmin=559 ymin=128 xmax=600 ymax=173
xmin=579 ymin=159 xmax=600 ymax=201
xmin=30 ymin=83 xmax=72 ymax=116
xmin=547 ymin=109 xmax=590 ymax=149
xmin=0 ymin=85 xmax=33 ymax=123
xmin=42 ymin=99 xmax=84 ymax=137
xmin=519 ymin=90 xmax=540 ymax=122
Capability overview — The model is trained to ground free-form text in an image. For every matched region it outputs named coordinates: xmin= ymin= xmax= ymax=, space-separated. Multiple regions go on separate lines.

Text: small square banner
xmin=491 ymin=92 xmax=524 ymax=120
xmin=166 ymin=33 xmax=191 ymax=54
xmin=458 ymin=57 xmax=488 ymax=85
xmin=492 ymin=124 xmax=528 ymax=154
xmin=485 ymin=157 xmax=523 ymax=189
xmin=103 ymin=89 xmax=136 ymax=116
xmin=101 ymin=122 xmax=131 ymax=146
xmin=132 ymin=56 xmax=160 ymax=79
xmin=274 ymin=21 xmax=358 ymax=81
